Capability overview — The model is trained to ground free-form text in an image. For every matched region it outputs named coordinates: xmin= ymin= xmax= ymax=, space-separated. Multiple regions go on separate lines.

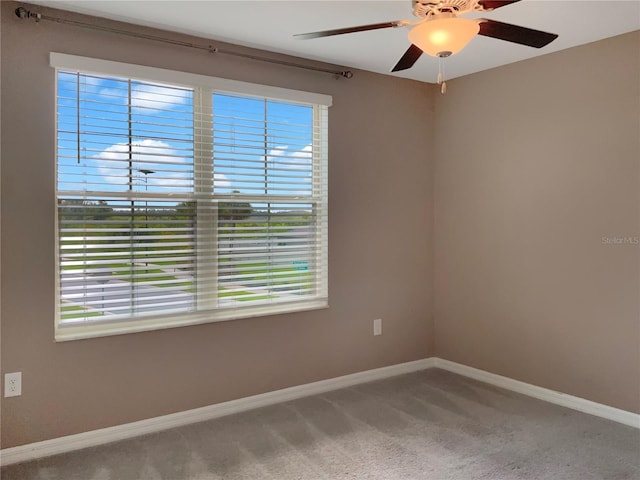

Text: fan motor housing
xmin=412 ymin=0 xmax=485 ymax=18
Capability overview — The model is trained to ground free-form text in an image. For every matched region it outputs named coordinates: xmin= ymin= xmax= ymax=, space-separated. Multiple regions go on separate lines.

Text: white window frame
xmin=51 ymin=53 xmax=330 ymax=341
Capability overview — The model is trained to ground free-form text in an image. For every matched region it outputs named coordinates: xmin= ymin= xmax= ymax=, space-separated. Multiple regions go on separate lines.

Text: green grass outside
xmin=110 ymin=264 xmax=176 ymax=283
xmin=218 ymin=287 xmax=275 ymax=302
xmin=227 ymin=262 xmax=312 ymax=289
xmin=63 ymin=262 xmax=185 ymax=288
xmin=61 ymin=258 xmax=308 ymax=308
xmin=61 ymin=304 xmax=104 ymax=320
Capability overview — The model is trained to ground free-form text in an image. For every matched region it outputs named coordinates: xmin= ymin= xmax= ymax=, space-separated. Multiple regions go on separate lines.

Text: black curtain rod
xmin=15 ymin=6 xmax=354 ymax=79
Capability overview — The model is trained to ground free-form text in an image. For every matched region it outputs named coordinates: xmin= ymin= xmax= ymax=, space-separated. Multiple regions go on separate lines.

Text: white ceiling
xmin=24 ymin=1 xmax=640 ymax=83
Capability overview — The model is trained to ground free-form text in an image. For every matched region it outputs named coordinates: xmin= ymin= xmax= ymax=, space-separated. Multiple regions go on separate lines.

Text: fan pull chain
xmin=437 ymin=55 xmax=447 ymax=95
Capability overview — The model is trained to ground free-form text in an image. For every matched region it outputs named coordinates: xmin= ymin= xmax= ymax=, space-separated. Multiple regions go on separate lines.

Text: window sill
xmin=55 ymin=299 xmax=329 ymax=342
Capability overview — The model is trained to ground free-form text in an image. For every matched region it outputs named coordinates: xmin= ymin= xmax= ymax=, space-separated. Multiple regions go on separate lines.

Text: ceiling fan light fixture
xmin=408 ymin=17 xmax=480 ymax=57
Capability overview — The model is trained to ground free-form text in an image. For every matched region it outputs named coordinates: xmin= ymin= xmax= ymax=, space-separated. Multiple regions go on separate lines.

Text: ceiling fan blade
xmin=294 ymin=21 xmax=402 ymax=39
xmin=391 ymin=44 xmax=423 ymax=72
xmin=478 ymin=19 xmax=558 ymax=48
xmin=478 ymin=0 xmax=521 ymax=10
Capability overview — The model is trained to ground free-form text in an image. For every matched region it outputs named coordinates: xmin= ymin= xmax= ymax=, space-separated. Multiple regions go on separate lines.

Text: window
xmin=53 ymin=53 xmax=330 ymax=341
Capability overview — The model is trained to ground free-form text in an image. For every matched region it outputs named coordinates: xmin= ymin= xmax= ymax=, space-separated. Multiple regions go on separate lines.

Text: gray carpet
xmin=2 ymin=369 xmax=639 ymax=479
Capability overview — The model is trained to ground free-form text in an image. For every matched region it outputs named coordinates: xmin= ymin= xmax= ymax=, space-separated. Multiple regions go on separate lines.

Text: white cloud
xmin=267 ymin=144 xmax=313 ymax=171
xmin=131 ymin=83 xmax=191 ymax=111
xmin=78 ymin=74 xmax=106 ymax=91
xmin=96 ymin=139 xmax=184 ymax=188
xmin=214 ymin=175 xmax=231 ymax=189
xmin=95 ymin=139 xmax=228 ymax=190
xmin=97 ymin=139 xmax=175 ymax=165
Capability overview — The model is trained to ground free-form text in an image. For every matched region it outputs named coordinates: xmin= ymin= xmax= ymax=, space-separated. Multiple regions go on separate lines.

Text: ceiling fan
xmin=294 ymin=0 xmax=558 ymax=76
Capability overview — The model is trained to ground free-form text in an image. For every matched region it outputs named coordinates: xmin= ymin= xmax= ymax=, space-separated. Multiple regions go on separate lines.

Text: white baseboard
xmin=2 ymin=356 xmax=638 ymax=467
xmin=0 ymin=358 xmax=435 ymax=466
xmin=434 ymin=358 xmax=640 ymax=429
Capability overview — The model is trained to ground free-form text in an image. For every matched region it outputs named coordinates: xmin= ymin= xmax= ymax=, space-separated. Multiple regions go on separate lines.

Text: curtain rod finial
xmin=15 ymin=7 xmax=29 ymax=19
xmin=15 ymin=7 xmax=41 ymax=22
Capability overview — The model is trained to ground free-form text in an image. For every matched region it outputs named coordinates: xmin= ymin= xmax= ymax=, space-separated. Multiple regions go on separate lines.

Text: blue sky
xmin=56 ymin=71 xmax=315 ymax=201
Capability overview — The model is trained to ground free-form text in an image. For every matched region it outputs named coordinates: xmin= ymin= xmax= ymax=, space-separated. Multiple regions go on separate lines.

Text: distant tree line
xmin=58 ymin=198 xmax=253 ymax=225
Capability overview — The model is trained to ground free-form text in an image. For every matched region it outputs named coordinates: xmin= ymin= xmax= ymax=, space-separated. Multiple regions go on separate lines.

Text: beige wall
xmin=0 ymin=2 xmax=435 ymax=448
xmin=434 ymin=31 xmax=640 ymax=413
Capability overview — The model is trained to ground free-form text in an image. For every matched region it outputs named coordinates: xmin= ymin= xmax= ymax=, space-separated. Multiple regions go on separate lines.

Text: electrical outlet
xmin=4 ymin=372 xmax=22 ymax=398
xmin=373 ymin=318 xmax=382 ymax=336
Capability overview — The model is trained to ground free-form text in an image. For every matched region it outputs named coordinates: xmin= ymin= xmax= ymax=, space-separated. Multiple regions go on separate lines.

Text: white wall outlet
xmin=4 ymin=372 xmax=22 ymax=398
xmin=373 ymin=318 xmax=382 ymax=336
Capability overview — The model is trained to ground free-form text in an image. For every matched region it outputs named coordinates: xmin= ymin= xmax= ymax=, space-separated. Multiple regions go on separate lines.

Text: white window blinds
xmin=53 ymin=54 xmax=329 ymax=340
